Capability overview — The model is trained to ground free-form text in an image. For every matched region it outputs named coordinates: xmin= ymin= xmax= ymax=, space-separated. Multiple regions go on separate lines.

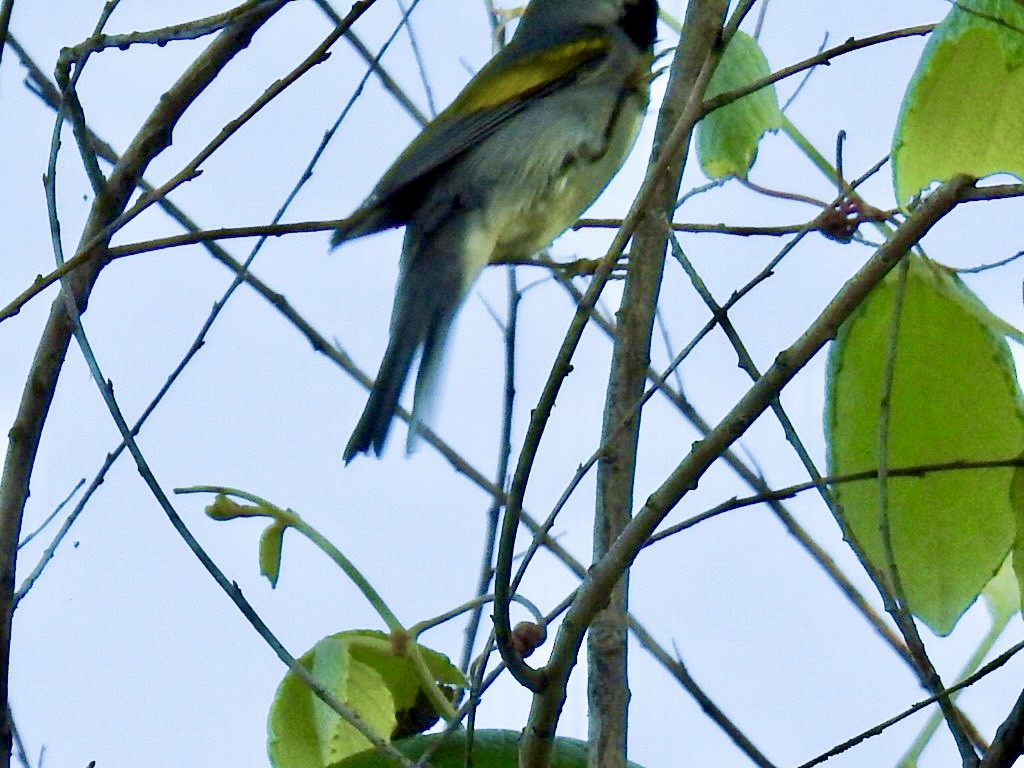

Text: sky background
xmin=3 ymin=1 xmax=1024 ymax=767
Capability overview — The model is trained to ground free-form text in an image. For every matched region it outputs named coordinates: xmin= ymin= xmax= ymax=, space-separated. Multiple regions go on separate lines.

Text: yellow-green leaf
xmin=697 ymin=31 xmax=781 ymax=179
xmin=260 ymin=522 xmax=286 ymax=588
xmin=826 ymin=255 xmax=1024 ymax=635
xmin=268 ymin=631 xmax=466 ymax=768
xmin=344 ymin=630 xmax=465 ymax=714
xmin=313 ymin=639 xmax=395 ymax=765
xmin=268 ymin=635 xmax=396 ymax=768
xmin=1009 ymin=462 xmax=1024 ymax=610
xmin=982 ymin=555 xmax=1021 ymax=625
xmin=893 ymin=0 xmax=1024 ymax=205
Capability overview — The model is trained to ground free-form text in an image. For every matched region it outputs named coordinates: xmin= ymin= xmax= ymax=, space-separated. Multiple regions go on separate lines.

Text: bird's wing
xmin=368 ymin=36 xmax=612 ymax=210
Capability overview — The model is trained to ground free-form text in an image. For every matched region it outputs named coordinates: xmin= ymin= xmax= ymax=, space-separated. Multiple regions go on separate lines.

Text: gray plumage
xmin=333 ymin=0 xmax=658 ymax=460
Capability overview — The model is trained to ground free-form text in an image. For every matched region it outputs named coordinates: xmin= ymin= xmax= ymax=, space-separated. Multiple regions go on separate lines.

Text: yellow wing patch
xmin=448 ymin=38 xmax=610 ymax=114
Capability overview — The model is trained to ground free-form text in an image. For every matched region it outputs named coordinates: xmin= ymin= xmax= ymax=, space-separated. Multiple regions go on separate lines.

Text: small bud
xmin=511 ymin=621 xmax=546 ymax=658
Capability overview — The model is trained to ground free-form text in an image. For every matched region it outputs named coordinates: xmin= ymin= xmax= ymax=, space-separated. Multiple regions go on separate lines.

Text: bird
xmin=333 ymin=0 xmax=659 ymax=461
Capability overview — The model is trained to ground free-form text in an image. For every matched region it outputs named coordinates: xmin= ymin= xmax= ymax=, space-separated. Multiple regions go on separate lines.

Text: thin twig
xmin=957 ymin=183 xmax=1024 ymax=202
xmin=584 ymin=218 xmax=813 ymax=236
xmin=395 ymin=0 xmax=436 ymax=117
xmin=647 ymin=457 xmax=1024 ymax=545
xmin=666 ymin=639 xmax=777 ymax=768
xmin=493 ymin=0 xmax=727 ymax=704
xmin=61 ymin=4 xmax=243 ymax=53
xmin=956 ymin=249 xmax=1024 ymax=274
xmin=7 ymin=709 xmax=27 ymax=768
xmin=798 ymin=638 xmax=1024 ymax=768
xmin=56 ymin=3 xmax=121 ymax=207
xmin=460 ymin=266 xmax=519 ymax=745
xmin=310 ymin=0 xmax=429 ymax=125
xmin=703 ymin=25 xmax=936 ymax=117
xmin=670 ymin=234 xmax=834 ymax=518
xmin=15 ymin=479 xmax=83 ymax=553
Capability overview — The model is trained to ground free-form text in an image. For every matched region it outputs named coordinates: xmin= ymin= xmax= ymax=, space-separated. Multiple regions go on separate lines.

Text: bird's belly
xmin=490 ymin=189 xmax=584 ymax=259
xmin=486 ymin=106 xmax=644 ymax=262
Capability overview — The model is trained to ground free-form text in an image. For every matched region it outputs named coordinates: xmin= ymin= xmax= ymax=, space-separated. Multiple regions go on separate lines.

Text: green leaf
xmin=826 ymin=255 xmax=1024 ymax=634
xmin=267 ymin=660 xmax=321 ymax=768
xmin=344 ymin=631 xmax=465 ymax=714
xmin=332 ymin=730 xmax=649 ymax=768
xmin=346 ymin=631 xmax=464 ymax=740
xmin=893 ymin=0 xmax=1024 ymax=205
xmin=313 ymin=639 xmax=395 ymax=765
xmin=268 ymin=631 xmax=467 ymax=768
xmin=268 ymin=635 xmax=396 ymax=768
xmin=696 ymin=31 xmax=782 ymax=179
xmin=982 ymin=555 xmax=1021 ymax=625
xmin=1009 ymin=462 xmax=1024 ymax=609
xmin=260 ymin=522 xmax=286 ymax=587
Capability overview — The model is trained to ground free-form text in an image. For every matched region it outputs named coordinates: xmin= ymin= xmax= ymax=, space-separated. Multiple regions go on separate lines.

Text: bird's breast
xmin=486 ymin=88 xmax=647 ymax=261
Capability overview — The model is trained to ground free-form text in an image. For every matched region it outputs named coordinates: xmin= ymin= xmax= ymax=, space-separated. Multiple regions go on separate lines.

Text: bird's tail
xmin=343 ymin=237 xmax=462 ymax=461
xmin=343 ymin=305 xmax=457 ymax=461
xmin=343 ymin=323 xmax=421 ymax=461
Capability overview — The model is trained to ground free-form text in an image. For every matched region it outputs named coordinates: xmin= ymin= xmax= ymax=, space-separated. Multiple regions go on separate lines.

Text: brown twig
xmin=492 ymin=0 xmax=728 ymax=721
xmin=587 ymin=2 xmax=729 ymax=767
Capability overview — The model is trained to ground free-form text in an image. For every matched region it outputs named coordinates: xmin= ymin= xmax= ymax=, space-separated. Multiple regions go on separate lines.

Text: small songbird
xmin=334 ymin=0 xmax=659 ymax=460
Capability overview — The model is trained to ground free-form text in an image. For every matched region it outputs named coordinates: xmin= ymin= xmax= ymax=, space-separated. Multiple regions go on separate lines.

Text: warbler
xmin=334 ymin=0 xmax=659 ymax=460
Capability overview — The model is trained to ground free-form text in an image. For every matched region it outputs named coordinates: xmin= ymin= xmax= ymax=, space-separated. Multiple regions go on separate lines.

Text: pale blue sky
xmin=3 ymin=2 xmax=1024 ymax=767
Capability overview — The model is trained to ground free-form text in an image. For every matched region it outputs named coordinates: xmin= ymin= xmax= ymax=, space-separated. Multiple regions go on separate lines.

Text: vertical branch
xmin=587 ymin=3 xmax=727 ymax=767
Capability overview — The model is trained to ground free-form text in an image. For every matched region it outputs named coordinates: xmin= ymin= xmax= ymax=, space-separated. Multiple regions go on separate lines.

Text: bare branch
xmin=588 ymin=2 xmax=728 ymax=767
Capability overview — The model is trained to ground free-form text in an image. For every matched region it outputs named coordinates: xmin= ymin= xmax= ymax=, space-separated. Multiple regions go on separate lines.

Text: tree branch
xmin=588 ymin=2 xmax=727 ymax=767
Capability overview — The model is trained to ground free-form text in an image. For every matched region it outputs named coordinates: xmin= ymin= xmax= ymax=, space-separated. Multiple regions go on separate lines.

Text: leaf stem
xmin=176 ymin=485 xmax=461 ymax=722
xmin=177 ymin=485 xmax=403 ymax=631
